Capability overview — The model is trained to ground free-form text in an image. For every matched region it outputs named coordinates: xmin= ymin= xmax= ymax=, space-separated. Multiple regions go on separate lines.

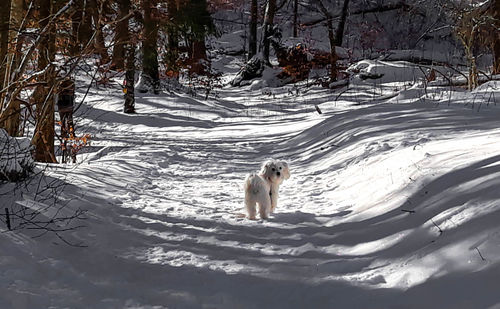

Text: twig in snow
xmin=431 ymin=219 xmax=443 ymax=234
xmin=401 ymin=209 xmax=416 ymax=214
xmin=475 ymin=247 xmax=486 ymax=261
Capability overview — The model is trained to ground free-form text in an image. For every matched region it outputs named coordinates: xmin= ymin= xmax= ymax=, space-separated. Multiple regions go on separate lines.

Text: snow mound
xmin=348 ymin=60 xmax=426 ymax=83
xmin=0 ymin=129 xmax=34 ymax=182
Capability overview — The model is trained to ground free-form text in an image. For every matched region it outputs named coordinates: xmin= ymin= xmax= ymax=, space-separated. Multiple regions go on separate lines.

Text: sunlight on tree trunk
xmin=261 ymin=0 xmax=276 ymax=66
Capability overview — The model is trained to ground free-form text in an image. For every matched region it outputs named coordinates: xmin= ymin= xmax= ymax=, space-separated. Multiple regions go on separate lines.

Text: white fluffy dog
xmin=244 ymin=159 xmax=290 ymax=220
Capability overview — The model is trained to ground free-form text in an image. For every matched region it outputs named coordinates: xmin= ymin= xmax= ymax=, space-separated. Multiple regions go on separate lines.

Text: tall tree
xmin=177 ymin=0 xmax=214 ymax=75
xmin=315 ymin=0 xmax=338 ymax=81
xmin=122 ymin=0 xmax=135 ymax=113
xmin=335 ymin=0 xmax=350 ymax=47
xmin=111 ymin=0 xmax=132 ymax=70
xmin=292 ymin=0 xmax=298 ymax=37
xmin=491 ymin=0 xmax=500 ymax=74
xmin=0 ymin=0 xmax=12 ymax=86
xmin=32 ymin=0 xmax=57 ymax=162
xmin=248 ymin=0 xmax=258 ymax=59
xmin=164 ymin=0 xmax=180 ymax=77
xmin=261 ymin=0 xmax=277 ymax=66
xmin=1 ymin=0 xmax=24 ymax=136
xmin=71 ymin=0 xmax=93 ymax=55
xmin=140 ymin=0 xmax=160 ymax=93
xmin=89 ymin=0 xmax=110 ymax=64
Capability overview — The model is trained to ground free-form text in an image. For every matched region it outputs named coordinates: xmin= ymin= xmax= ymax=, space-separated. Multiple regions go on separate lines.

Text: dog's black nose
xmin=277 ymin=172 xmax=281 ymax=176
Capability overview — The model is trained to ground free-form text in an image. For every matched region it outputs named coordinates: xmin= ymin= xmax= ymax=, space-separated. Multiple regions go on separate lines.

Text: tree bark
xmin=124 ymin=42 xmax=135 ymax=113
xmin=142 ymin=0 xmax=160 ymax=93
xmin=165 ymin=0 xmax=179 ymax=77
xmin=32 ymin=0 xmax=57 ymax=163
xmin=71 ymin=0 xmax=92 ymax=55
xmin=293 ymin=0 xmax=298 ymax=37
xmin=1 ymin=0 xmax=23 ymax=136
xmin=493 ymin=0 xmax=500 ymax=74
xmin=88 ymin=0 xmax=110 ymax=64
xmin=248 ymin=0 xmax=258 ymax=59
xmin=316 ymin=0 xmax=338 ymax=81
xmin=112 ymin=0 xmax=131 ymax=70
xmin=261 ymin=0 xmax=277 ymax=66
xmin=335 ymin=0 xmax=350 ymax=47
xmin=0 ymin=0 xmax=11 ymax=83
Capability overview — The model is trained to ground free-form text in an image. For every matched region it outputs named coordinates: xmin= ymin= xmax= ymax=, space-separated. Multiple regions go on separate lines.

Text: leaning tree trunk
xmin=248 ymin=0 xmax=258 ymax=59
xmin=261 ymin=0 xmax=277 ymax=66
xmin=32 ymin=0 xmax=57 ymax=163
xmin=141 ymin=0 xmax=160 ymax=93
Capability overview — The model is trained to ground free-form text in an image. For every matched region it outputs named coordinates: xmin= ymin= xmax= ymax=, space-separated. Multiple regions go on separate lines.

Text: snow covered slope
xmin=1 ymin=66 xmax=500 ymax=308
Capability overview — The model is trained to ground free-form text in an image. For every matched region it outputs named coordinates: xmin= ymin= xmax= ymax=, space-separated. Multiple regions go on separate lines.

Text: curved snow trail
xmin=2 ymin=82 xmax=500 ymax=309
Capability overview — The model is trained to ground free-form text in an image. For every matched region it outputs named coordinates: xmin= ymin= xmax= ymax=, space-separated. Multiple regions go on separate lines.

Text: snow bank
xmin=348 ymin=59 xmax=426 ymax=83
xmin=0 ymin=129 xmax=34 ymax=182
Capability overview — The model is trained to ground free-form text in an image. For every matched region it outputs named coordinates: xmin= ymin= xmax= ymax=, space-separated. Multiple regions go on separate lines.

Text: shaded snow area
xmin=1 ymin=63 xmax=500 ymax=308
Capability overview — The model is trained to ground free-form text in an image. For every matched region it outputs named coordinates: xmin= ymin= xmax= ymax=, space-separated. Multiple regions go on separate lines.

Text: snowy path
xmin=2 ymin=80 xmax=500 ymax=308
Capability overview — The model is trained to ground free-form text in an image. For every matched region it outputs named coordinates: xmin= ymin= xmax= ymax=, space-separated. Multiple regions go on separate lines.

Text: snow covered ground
xmin=1 ymin=60 xmax=500 ymax=308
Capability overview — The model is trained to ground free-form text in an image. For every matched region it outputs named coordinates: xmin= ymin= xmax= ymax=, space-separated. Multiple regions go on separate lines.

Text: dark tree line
xmin=0 ymin=0 xmax=214 ymax=163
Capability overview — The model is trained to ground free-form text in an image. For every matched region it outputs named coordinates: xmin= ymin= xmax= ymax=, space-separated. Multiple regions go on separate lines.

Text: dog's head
xmin=276 ymin=160 xmax=290 ymax=182
xmin=260 ymin=159 xmax=290 ymax=184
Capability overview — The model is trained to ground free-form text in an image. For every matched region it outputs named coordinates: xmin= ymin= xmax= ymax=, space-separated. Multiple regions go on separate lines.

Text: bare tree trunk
xmin=165 ymin=0 xmax=179 ymax=77
xmin=335 ymin=0 xmax=350 ymax=47
xmin=190 ymin=39 xmax=207 ymax=75
xmin=1 ymin=0 xmax=23 ymax=136
xmin=89 ymin=0 xmax=109 ymax=64
xmin=124 ymin=43 xmax=135 ymax=113
xmin=494 ymin=39 xmax=500 ymax=75
xmin=142 ymin=0 xmax=160 ymax=93
xmin=493 ymin=0 xmax=500 ymax=74
xmin=111 ymin=0 xmax=131 ymax=70
xmin=316 ymin=0 xmax=338 ymax=81
xmin=248 ymin=0 xmax=258 ymax=59
xmin=0 ymin=0 xmax=11 ymax=82
xmin=71 ymin=0 xmax=92 ymax=55
xmin=293 ymin=0 xmax=298 ymax=37
xmin=261 ymin=0 xmax=276 ymax=66
xmin=32 ymin=0 xmax=57 ymax=163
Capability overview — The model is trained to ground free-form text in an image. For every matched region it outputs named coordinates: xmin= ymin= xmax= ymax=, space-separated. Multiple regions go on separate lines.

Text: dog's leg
xmin=259 ymin=199 xmax=271 ymax=220
xmin=270 ymin=187 xmax=278 ymax=213
xmin=245 ymin=196 xmax=257 ymax=220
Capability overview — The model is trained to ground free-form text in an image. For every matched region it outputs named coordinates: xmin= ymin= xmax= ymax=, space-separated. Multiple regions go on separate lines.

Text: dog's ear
xmin=259 ymin=160 xmax=272 ymax=175
xmin=279 ymin=161 xmax=290 ymax=179
xmin=260 ymin=159 xmax=277 ymax=176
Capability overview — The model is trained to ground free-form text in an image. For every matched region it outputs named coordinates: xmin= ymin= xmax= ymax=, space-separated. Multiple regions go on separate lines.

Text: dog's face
xmin=276 ymin=160 xmax=290 ymax=182
xmin=260 ymin=160 xmax=290 ymax=184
